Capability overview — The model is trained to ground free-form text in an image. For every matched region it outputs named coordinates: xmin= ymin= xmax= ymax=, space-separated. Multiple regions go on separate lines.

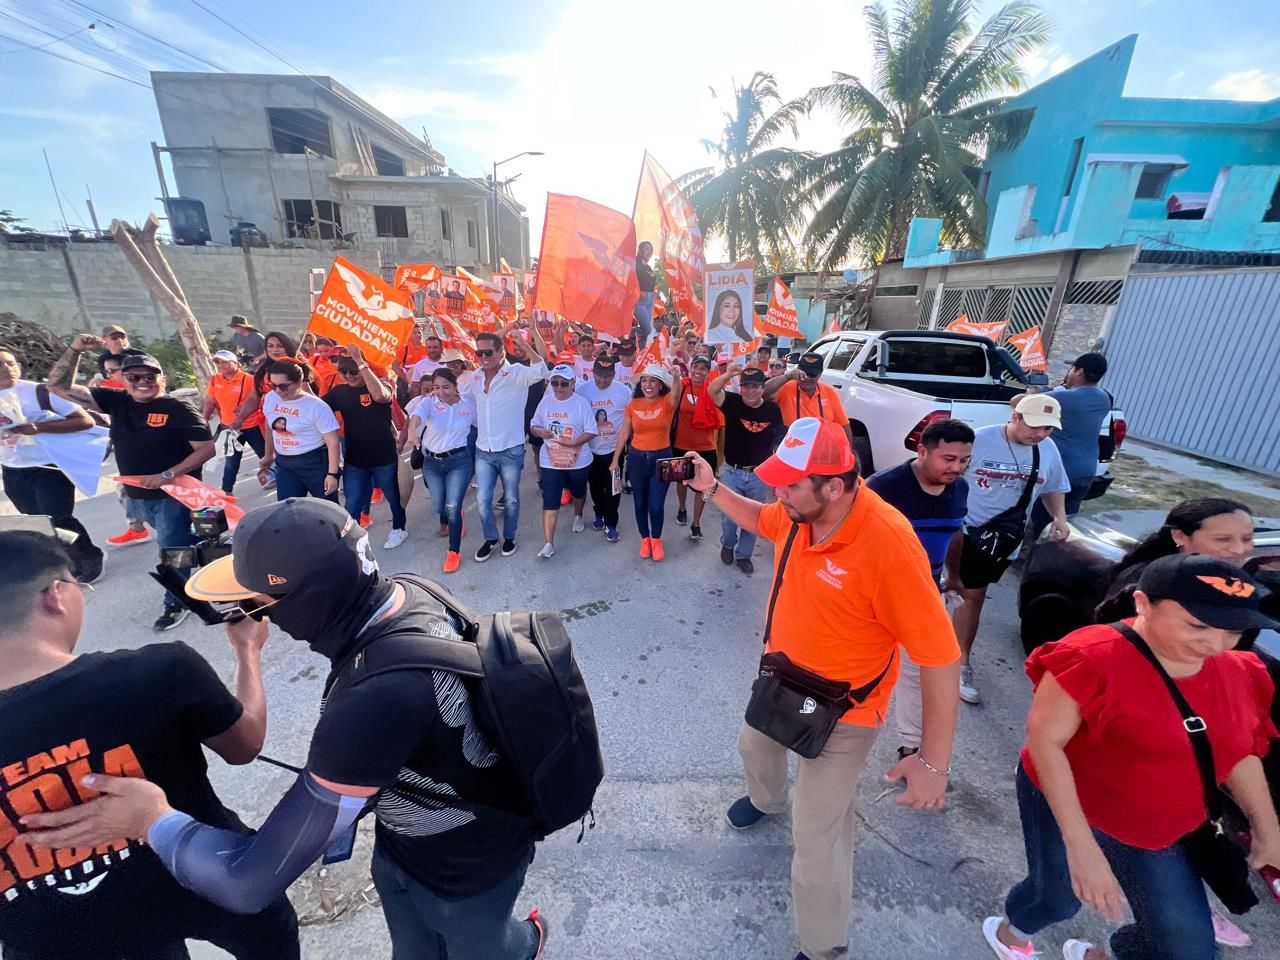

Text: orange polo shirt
xmin=625 ymin=396 xmax=675 ymax=451
xmin=208 ymin=370 xmax=263 ymax=429
xmin=775 ymin=380 xmax=849 ymax=426
xmin=756 ymin=484 xmax=959 ymax=727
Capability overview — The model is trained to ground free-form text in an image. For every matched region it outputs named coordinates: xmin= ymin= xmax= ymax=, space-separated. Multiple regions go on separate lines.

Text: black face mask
xmin=266 ymin=542 xmax=395 ymax=666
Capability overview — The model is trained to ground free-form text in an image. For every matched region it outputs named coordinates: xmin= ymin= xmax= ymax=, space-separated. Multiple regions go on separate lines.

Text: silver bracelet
xmin=702 ymin=480 xmax=720 ymax=502
xmin=916 ymin=753 xmax=951 ymax=777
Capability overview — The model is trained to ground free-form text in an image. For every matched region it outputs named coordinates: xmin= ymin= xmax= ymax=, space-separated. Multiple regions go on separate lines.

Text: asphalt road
xmin=55 ymin=452 xmax=1280 ymax=960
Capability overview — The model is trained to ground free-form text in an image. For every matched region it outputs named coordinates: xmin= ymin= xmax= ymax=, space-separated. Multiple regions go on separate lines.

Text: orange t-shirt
xmin=674 ymin=382 xmax=718 ymax=451
xmin=208 ymin=370 xmax=262 ymax=429
xmin=398 ymin=341 xmax=427 ymax=369
xmin=774 ymin=380 xmax=849 ymax=426
xmin=312 ymin=358 xmax=342 ymax=397
xmin=755 ymin=485 xmax=960 ymax=727
xmin=625 ymin=396 xmax=675 ymax=451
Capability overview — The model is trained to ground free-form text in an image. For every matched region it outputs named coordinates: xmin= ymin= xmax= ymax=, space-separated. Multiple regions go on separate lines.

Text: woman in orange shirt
xmin=610 ymin=363 xmax=683 ymax=561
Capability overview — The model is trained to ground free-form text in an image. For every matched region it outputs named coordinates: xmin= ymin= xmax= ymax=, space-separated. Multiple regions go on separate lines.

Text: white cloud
xmin=1209 ymin=68 xmax=1280 ymax=101
xmin=1022 ymin=45 xmax=1072 ymax=82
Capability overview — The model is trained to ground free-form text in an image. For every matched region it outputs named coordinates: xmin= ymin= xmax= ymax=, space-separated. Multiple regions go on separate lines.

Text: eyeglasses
xmin=48 ymin=578 xmax=94 ymax=596
xmin=124 ymin=372 xmax=158 ymax=384
xmin=475 ymin=349 xmax=497 ymax=358
xmin=269 ymin=380 xmax=295 ymax=391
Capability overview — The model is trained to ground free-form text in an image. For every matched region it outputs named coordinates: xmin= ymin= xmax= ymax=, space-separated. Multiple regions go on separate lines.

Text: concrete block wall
xmin=0 ymin=245 xmax=84 ymax=331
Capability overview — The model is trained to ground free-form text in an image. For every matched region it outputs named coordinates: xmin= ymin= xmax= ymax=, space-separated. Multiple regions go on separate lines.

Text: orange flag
xmin=1008 ymin=325 xmax=1047 ymax=370
xmin=115 ymin=474 xmax=246 ymax=528
xmin=760 ymin=277 xmax=800 ymax=337
xmin=534 ymin=194 xmax=639 ymax=339
xmin=308 ymin=256 xmax=415 ymax=369
xmin=631 ymin=328 xmax=669 ymax=373
xmin=393 ymin=263 xmax=441 ymax=295
xmin=947 ymin=313 xmax=1009 ymax=342
xmin=437 ymin=315 xmax=480 ymax=367
xmin=633 ymin=151 xmax=706 ymax=333
xmin=824 ymin=316 xmax=841 ymax=336
xmin=732 ymin=335 xmax=761 ymax=359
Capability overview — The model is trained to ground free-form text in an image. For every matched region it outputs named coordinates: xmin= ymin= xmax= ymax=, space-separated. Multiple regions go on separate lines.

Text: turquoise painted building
xmin=906 ymin=35 xmax=1280 ymax=267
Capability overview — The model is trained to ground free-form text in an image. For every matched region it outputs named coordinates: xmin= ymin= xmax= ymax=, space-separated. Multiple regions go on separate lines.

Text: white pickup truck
xmin=793 ymin=329 xmax=1126 ymax=495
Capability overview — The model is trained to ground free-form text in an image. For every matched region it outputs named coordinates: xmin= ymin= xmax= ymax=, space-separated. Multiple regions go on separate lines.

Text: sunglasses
xmin=475 ymin=348 xmax=497 ymax=358
xmin=124 ymin=372 xmax=158 ymax=384
xmin=550 ymin=379 xmax=574 ymax=387
xmin=269 ymin=380 xmax=295 ymax=391
xmin=339 ymin=367 xmax=360 ymax=377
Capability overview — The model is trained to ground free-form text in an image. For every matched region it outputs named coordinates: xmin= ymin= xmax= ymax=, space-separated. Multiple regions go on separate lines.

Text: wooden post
xmin=110 ymin=215 xmax=214 ymax=395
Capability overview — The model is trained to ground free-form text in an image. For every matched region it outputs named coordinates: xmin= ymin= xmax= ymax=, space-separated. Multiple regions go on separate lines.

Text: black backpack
xmin=327 ymin=574 xmax=604 ymax=841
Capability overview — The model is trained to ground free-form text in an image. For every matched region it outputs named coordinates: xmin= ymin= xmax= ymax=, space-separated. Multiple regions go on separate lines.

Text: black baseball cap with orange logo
xmin=186 ymin=498 xmax=370 ymax=601
xmin=1138 ymin=554 xmax=1276 ymax=631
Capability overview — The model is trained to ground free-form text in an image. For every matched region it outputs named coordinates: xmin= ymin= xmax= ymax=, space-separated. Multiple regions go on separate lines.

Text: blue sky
xmin=1 ymin=0 xmax=1278 ymax=252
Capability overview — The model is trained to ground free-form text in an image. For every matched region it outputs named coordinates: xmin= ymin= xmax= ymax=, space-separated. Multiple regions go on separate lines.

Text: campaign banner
xmin=633 ymin=152 xmax=706 ymax=333
xmin=437 ymin=315 xmax=480 ymax=367
xmin=307 ymin=257 xmax=415 ymax=369
xmin=760 ymin=277 xmax=800 ymax=337
xmin=703 ymin=262 xmax=755 ymax=346
xmin=947 ymin=313 xmax=1009 ymax=342
xmin=1008 ymin=325 xmax=1047 ymax=371
xmin=534 ymin=193 xmax=639 ymax=340
xmin=438 ymin=275 xmax=472 ymax=319
xmin=393 ymin=263 xmax=441 ymax=296
xmin=115 ymin=474 xmax=246 ymax=528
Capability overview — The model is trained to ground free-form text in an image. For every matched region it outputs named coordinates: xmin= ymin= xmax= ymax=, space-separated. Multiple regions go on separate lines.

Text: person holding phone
xmin=529 ymin=365 xmax=596 ymax=559
xmin=609 ymin=363 xmax=683 ymax=562
xmin=577 ymin=356 xmax=632 ymax=542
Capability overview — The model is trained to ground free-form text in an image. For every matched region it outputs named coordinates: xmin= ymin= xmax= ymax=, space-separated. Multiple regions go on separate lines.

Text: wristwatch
xmin=327 ymin=472 xmax=341 ymax=478
xmin=161 ymin=469 xmax=175 ymax=480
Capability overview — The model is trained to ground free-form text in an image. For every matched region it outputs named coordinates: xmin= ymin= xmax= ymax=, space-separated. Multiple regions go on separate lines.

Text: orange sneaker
xmin=560 ymin=488 xmax=571 ymax=506
xmin=639 ymin=537 xmax=651 ymax=559
xmin=106 ymin=526 xmax=151 ymax=547
xmin=359 ymin=513 xmax=372 ymax=528
xmin=371 ymin=488 xmax=384 ymax=505
xmin=443 ymin=550 xmax=461 ymax=574
xmin=650 ymin=538 xmax=665 ymax=562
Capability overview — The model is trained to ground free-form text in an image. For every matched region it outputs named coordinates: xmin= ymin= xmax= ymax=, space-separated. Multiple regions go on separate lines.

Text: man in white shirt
xmin=952 ymin=395 xmax=1070 ymax=704
xmin=0 ymin=348 xmax=104 ymax=581
xmin=575 ymin=357 xmax=633 ymax=542
xmin=467 ymin=324 xmax=550 ymax=561
xmin=408 ymin=335 xmax=446 ymax=396
xmin=571 ymin=334 xmax=598 ymax=383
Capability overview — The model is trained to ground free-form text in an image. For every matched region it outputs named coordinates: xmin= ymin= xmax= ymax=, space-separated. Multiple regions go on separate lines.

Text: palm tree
xmin=680 ymin=72 xmax=811 ymax=267
xmin=793 ymin=0 xmax=1051 ymax=267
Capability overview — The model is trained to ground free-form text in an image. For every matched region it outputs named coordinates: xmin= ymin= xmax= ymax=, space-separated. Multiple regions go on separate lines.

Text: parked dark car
xmin=1017 ymin=510 xmax=1280 ymax=655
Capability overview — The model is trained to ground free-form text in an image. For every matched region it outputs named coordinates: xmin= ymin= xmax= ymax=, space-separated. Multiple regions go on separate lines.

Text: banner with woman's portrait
xmin=702 ymin=262 xmax=755 ymax=345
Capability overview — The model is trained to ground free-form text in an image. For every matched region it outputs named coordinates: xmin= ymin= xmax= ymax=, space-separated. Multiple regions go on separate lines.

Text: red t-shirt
xmin=1022 ymin=622 xmax=1276 ymax=850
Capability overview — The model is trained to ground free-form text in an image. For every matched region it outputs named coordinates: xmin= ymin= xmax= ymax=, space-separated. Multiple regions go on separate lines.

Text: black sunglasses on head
xmin=124 ymin=372 xmax=158 ymax=383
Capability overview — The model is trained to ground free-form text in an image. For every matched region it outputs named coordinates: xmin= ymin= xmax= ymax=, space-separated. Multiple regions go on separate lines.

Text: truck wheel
xmin=1020 ymin=591 xmax=1083 ymax=655
xmin=851 ymin=435 xmax=873 ymax=477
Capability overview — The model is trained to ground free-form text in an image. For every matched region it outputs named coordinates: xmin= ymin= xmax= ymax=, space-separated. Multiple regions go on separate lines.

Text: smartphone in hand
xmin=656 ymin=456 xmax=694 ymax=484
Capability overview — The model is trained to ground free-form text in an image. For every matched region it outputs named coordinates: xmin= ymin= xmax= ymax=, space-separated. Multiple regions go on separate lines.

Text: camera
xmin=150 ymin=507 xmax=253 ymax=625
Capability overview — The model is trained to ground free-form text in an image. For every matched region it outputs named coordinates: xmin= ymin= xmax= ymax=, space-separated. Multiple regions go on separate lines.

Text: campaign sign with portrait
xmin=703 ymin=262 xmax=755 ymax=345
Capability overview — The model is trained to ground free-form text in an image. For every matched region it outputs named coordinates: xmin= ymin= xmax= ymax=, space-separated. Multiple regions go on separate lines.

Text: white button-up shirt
xmin=467 ymin=360 xmax=549 ymax=452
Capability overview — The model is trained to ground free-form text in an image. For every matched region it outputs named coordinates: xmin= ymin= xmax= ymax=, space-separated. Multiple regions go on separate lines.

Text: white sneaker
xmin=537 ymin=542 xmax=555 ymax=559
xmin=981 ymin=917 xmax=1039 ymax=959
xmin=572 ymin=516 xmax=585 ymax=533
xmin=960 ymin=664 xmax=982 ymax=704
xmin=383 ymin=529 xmax=409 ymax=550
xmin=1061 ymin=941 xmax=1094 ymax=960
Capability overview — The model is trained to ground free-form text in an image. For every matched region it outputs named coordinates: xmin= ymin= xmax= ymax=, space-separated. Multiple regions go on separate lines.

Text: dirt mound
xmin=0 ymin=313 xmax=68 ymax=380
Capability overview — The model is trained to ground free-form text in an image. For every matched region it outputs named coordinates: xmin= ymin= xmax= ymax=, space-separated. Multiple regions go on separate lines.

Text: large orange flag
xmin=534 ymin=194 xmax=639 ymax=339
xmin=760 ymin=277 xmax=800 ymax=337
xmin=633 ymin=152 xmax=706 ymax=334
xmin=308 ymin=257 xmax=415 ymax=368
xmin=630 ymin=328 xmax=670 ymax=373
xmin=1008 ymin=325 xmax=1047 ymax=371
xmin=947 ymin=313 xmax=1009 ymax=342
xmin=393 ymin=263 xmax=441 ymax=295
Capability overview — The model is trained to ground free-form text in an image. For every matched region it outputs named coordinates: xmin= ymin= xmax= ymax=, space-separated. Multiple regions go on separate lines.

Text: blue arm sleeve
xmin=147 ymin=773 xmax=368 ymax=914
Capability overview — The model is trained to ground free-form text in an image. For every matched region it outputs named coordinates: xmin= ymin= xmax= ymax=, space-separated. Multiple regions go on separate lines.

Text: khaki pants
xmin=891 ymin=652 xmax=923 ymax=751
xmin=738 ymin=720 xmax=881 ymax=960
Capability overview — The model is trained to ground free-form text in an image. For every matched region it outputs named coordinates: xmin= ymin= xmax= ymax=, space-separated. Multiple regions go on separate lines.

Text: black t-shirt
xmin=324 ymin=383 xmax=397 ymax=469
xmin=718 ymin=393 xmax=784 ymax=467
xmin=306 ymin=581 xmax=532 ymax=898
xmin=0 ymin=644 xmax=245 ymax=957
xmin=90 ymin=389 xmax=211 ymax=499
xmin=636 ymin=260 xmax=656 ymax=293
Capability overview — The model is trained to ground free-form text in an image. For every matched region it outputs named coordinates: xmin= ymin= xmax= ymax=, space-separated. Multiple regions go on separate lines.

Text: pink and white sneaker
xmin=1062 ymin=941 xmax=1095 ymax=960
xmin=982 ymin=917 xmax=1039 ymax=958
xmin=1212 ymin=908 xmax=1253 ymax=948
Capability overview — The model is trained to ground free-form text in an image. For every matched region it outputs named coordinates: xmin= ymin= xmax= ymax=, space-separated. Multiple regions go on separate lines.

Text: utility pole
xmin=84 ymin=185 xmax=102 ymax=237
xmin=43 ymin=148 xmax=69 ymax=235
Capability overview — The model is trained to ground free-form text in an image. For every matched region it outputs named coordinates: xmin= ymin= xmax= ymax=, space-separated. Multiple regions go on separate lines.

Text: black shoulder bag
xmin=965 ymin=442 xmax=1038 ymax=571
xmin=1112 ymin=622 xmax=1258 ymax=915
xmin=744 ymin=523 xmax=896 ymax=759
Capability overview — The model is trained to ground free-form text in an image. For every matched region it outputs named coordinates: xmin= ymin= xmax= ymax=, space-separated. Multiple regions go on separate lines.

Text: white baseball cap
xmin=1014 ymin=394 xmax=1062 ymax=429
xmin=755 ymin=417 xmax=858 ymax=486
xmin=211 ymin=350 xmax=239 ymax=363
xmin=640 ymin=364 xmax=673 ymax=387
xmin=549 ymin=364 xmax=577 ymax=382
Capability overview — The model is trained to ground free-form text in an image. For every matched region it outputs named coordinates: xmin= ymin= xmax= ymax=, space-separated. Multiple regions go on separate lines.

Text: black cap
xmin=1070 ymin=352 xmax=1108 ymax=379
xmin=593 ymin=357 xmax=617 ymax=375
xmin=741 ymin=368 xmax=767 ymax=385
xmin=618 ymin=337 xmax=637 ymax=352
xmin=120 ymin=353 xmax=163 ymax=373
xmin=1138 ymin=554 xmax=1276 ymax=631
xmin=690 ymin=354 xmax=712 ymax=368
xmin=797 ymin=352 xmax=823 ymax=376
xmin=186 ymin=499 xmax=373 ymax=601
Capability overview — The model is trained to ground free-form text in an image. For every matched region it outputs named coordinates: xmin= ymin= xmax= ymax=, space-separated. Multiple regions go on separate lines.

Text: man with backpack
xmin=22 ymin=498 xmax=602 ymax=960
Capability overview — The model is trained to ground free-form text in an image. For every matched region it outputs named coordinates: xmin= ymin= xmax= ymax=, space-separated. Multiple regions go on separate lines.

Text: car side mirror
xmin=785 ymin=351 xmax=802 ymax=364
xmin=1025 ymin=372 xmax=1049 ymax=387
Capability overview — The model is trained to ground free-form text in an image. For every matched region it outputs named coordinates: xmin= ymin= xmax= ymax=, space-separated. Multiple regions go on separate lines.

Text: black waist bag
xmin=966 ymin=442 xmax=1039 ymax=569
xmin=744 ymin=524 xmax=895 ymax=759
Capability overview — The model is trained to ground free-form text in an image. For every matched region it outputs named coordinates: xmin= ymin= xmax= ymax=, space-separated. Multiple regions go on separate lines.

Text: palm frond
xmin=930 ymin=2 xmax=1053 ymax=114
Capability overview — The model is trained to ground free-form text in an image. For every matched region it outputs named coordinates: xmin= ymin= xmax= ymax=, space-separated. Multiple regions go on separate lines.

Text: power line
xmin=58 ymin=0 xmax=231 ymax=72
xmin=0 ymin=20 xmax=85 ymax=53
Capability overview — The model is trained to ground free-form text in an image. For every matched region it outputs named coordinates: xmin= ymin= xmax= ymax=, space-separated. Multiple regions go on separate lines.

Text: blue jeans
xmin=130 ymin=494 xmax=194 ymax=607
xmin=370 ymin=844 xmax=536 ymax=960
xmin=634 ymin=291 xmax=656 ymax=343
xmin=720 ymin=465 xmax=769 ymax=559
xmin=274 ymin=446 xmax=337 ymax=502
xmin=423 ymin=449 xmax=473 ymax=552
xmin=220 ymin=426 xmax=266 ymax=494
xmin=1005 ymin=763 xmax=1213 ymax=960
xmin=345 ymin=461 xmax=406 ymax=530
xmin=475 ymin=444 xmax=525 ymax=543
xmin=627 ymin=447 xmax=671 ymax=539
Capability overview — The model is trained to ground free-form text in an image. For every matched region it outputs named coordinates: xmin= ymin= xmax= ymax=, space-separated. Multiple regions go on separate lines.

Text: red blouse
xmin=1022 ymin=621 xmax=1276 ymax=850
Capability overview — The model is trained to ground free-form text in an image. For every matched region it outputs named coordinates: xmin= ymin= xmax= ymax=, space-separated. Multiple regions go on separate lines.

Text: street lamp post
xmin=492 ymin=150 xmax=543 ymax=270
